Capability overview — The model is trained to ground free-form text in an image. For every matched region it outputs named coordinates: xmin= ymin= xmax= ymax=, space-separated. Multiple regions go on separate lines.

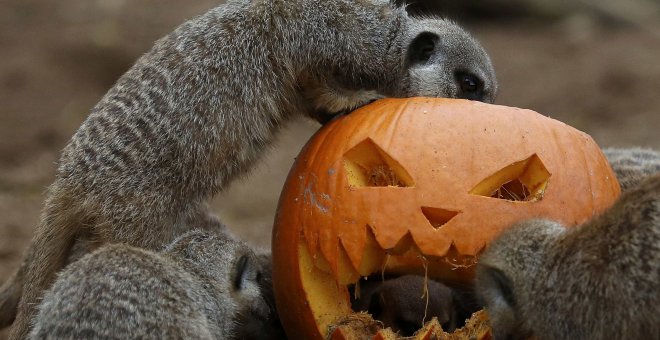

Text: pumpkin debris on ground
xmin=329 ymin=310 xmax=492 ymax=340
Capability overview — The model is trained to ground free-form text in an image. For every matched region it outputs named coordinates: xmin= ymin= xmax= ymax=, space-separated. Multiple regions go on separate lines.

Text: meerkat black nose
xmin=455 ymin=72 xmax=487 ymax=102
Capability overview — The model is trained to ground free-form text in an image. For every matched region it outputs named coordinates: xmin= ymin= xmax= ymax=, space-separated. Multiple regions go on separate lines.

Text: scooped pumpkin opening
xmin=348 ymin=272 xmax=483 ymax=336
xmin=300 ymin=226 xmax=489 ymax=339
xmin=469 ymin=153 xmax=551 ymax=202
xmin=421 ymin=207 xmax=461 ymax=229
xmin=343 ymin=138 xmax=415 ymax=188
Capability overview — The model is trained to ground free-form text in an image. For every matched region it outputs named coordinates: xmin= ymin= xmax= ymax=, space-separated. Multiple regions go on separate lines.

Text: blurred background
xmin=0 ymin=1 xmax=658 ymax=335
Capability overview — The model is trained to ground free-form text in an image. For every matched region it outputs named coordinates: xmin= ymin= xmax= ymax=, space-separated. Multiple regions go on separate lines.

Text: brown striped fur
xmin=29 ymin=230 xmax=280 ymax=339
xmin=476 ymin=149 xmax=660 ymax=340
xmin=0 ymin=0 xmax=498 ymax=337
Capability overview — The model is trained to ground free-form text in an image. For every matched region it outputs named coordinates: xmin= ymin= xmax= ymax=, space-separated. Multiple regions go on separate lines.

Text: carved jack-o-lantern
xmin=272 ymin=98 xmax=620 ymax=339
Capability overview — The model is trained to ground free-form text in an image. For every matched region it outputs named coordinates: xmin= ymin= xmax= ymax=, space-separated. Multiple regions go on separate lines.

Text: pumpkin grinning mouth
xmin=297 ymin=224 xmax=491 ymax=339
xmin=309 ymin=231 xmax=485 ymax=337
xmin=347 ymin=272 xmax=484 ymax=336
xmin=311 ymin=225 xmax=479 ymax=287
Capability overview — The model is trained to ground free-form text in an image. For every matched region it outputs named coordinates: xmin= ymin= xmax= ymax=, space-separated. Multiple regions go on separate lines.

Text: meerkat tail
xmin=8 ymin=204 xmax=81 ymax=339
xmin=0 ymin=263 xmax=23 ymax=327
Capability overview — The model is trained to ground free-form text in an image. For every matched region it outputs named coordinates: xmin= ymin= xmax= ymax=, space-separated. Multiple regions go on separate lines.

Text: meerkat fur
xmin=1 ymin=0 xmax=498 ymax=337
xmin=603 ymin=147 xmax=660 ymax=192
xmin=476 ymin=149 xmax=660 ymax=340
xmin=29 ymin=230 xmax=278 ymax=339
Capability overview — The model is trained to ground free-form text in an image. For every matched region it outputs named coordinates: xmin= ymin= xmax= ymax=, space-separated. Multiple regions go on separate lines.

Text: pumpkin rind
xmin=272 ymin=98 xmax=620 ymax=339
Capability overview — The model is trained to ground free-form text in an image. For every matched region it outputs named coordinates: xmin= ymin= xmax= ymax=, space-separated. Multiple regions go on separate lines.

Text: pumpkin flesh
xmin=272 ymin=98 xmax=620 ymax=339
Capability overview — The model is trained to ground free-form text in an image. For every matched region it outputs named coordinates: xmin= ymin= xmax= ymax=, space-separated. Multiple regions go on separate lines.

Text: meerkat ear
xmin=165 ymin=230 xmax=211 ymax=260
xmin=408 ymin=32 xmax=439 ymax=65
xmin=233 ymin=254 xmax=251 ymax=290
xmin=480 ymin=266 xmax=516 ymax=309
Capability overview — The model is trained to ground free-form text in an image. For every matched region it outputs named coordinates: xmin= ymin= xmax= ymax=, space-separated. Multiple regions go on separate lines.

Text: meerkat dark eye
xmin=233 ymin=254 xmax=250 ymax=290
xmin=458 ymin=73 xmax=480 ymax=93
xmin=408 ymin=32 xmax=439 ymax=65
xmin=418 ymin=44 xmax=434 ymax=62
xmin=455 ymin=72 xmax=486 ymax=101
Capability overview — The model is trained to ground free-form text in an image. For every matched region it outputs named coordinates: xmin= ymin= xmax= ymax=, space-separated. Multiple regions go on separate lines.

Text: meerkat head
xmin=475 ymin=220 xmax=564 ymax=340
xmin=351 ymin=275 xmax=464 ymax=336
xmin=403 ymin=18 xmax=498 ymax=104
xmin=308 ymin=17 xmax=498 ymax=125
xmin=165 ymin=231 xmax=272 ymax=338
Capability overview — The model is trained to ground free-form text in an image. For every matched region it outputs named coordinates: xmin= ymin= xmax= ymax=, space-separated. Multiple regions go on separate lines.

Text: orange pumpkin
xmin=272 ymin=98 xmax=620 ymax=339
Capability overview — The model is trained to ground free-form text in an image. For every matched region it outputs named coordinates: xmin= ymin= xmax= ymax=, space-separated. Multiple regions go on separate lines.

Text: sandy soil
xmin=0 ymin=1 xmax=658 ymax=337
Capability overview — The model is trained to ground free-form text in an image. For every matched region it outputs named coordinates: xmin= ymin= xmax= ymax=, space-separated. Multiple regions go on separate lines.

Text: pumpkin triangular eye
xmin=421 ymin=207 xmax=460 ymax=229
xmin=343 ymin=138 xmax=414 ymax=187
xmin=469 ymin=153 xmax=551 ymax=202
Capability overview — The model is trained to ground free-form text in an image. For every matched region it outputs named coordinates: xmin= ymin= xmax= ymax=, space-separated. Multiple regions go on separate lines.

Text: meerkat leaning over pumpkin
xmin=0 ymin=0 xmax=498 ymax=337
xmin=476 ymin=148 xmax=660 ymax=340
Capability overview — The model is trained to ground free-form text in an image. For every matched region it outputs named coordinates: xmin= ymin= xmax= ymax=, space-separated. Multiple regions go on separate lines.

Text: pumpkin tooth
xmin=356 ymin=226 xmax=386 ymax=277
xmin=338 ymin=242 xmax=361 ymax=284
xmin=389 ymin=231 xmax=419 ymax=255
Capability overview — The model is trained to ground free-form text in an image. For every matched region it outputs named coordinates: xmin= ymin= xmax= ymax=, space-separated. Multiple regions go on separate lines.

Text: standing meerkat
xmin=29 ymin=230 xmax=281 ymax=340
xmin=0 ymin=0 xmax=498 ymax=337
xmin=475 ymin=150 xmax=660 ymax=340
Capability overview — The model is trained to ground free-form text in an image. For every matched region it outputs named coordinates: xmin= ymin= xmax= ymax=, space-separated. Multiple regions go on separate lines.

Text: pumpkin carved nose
xmin=421 ymin=207 xmax=460 ymax=230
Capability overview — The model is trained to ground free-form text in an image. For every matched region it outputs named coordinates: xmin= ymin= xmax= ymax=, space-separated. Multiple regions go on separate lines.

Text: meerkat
xmin=475 ymin=168 xmax=659 ymax=340
xmin=0 ymin=0 xmax=498 ymax=337
xmin=241 ymin=252 xmax=288 ymax=339
xmin=29 ymin=230 xmax=281 ymax=339
xmin=351 ymin=275 xmax=475 ymax=336
xmin=603 ymin=147 xmax=660 ymax=192
xmin=350 ymin=150 xmax=660 ymax=337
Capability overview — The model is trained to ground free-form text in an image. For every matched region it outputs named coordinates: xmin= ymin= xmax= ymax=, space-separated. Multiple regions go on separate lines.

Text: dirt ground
xmin=0 ymin=1 xmax=658 ymax=337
